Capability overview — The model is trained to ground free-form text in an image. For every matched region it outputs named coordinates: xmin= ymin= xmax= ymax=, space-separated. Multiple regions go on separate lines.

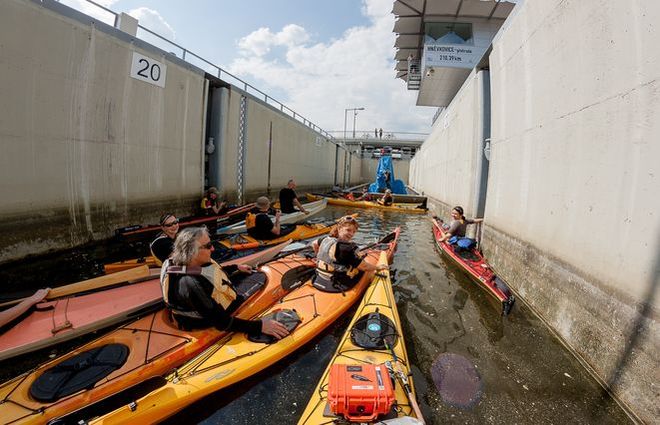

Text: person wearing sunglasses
xmin=311 ymin=216 xmax=388 ymax=292
xmin=150 ymin=213 xmax=180 ymax=265
xmin=160 ymin=227 xmax=289 ymax=339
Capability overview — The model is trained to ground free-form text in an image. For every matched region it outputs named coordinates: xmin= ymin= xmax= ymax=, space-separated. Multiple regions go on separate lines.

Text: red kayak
xmin=115 ymin=203 xmax=255 ymax=241
xmin=431 ymin=217 xmax=515 ymax=315
xmin=0 ymin=241 xmax=290 ymax=362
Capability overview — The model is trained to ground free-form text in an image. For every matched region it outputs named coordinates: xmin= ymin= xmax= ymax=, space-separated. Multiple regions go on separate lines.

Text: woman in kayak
xmin=161 ymin=227 xmax=289 ymax=339
xmin=150 ymin=213 xmax=180 ymax=265
xmin=311 ymin=216 xmax=388 ymax=291
xmin=201 ymin=187 xmax=227 ymax=216
xmin=436 ymin=205 xmax=484 ymax=243
xmin=378 ymin=189 xmax=394 ymax=206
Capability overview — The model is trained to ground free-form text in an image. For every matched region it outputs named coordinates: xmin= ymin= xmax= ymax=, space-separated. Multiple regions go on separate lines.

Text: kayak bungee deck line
xmin=0 ymin=241 xmax=293 ymax=425
xmin=88 ymin=228 xmax=400 ymax=425
xmin=306 ymin=194 xmax=427 ymax=214
xmin=431 ymin=217 xmax=515 ymax=315
xmin=298 ymin=251 xmax=422 ymax=424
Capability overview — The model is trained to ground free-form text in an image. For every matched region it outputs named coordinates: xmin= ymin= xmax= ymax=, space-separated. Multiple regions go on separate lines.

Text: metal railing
xmin=65 ymin=0 xmax=336 ymax=142
xmin=326 ymin=131 xmax=428 ymax=142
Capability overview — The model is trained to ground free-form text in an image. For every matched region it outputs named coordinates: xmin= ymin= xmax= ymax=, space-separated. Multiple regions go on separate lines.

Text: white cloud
xmin=128 ymin=7 xmax=176 ymax=41
xmin=58 ymin=0 xmax=120 ymax=25
xmin=230 ymin=0 xmax=433 ymax=134
xmin=238 ymin=24 xmax=310 ymax=57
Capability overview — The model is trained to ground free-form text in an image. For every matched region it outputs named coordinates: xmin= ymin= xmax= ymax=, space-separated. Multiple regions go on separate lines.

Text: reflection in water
xmin=431 ymin=353 xmax=483 ymax=410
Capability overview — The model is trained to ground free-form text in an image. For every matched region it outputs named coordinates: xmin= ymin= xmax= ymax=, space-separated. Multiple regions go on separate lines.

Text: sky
xmin=60 ymin=0 xmax=435 ymax=136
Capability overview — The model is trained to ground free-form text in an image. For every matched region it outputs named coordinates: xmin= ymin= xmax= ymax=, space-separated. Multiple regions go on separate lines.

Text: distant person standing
xmin=379 ymin=128 xmax=383 ymax=139
xmin=374 ymin=128 xmax=378 ymax=138
xmin=279 ymin=179 xmax=308 ymax=214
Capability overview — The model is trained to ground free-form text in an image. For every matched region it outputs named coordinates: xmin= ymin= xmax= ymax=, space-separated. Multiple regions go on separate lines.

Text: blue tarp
xmin=368 ymin=155 xmax=407 ymax=194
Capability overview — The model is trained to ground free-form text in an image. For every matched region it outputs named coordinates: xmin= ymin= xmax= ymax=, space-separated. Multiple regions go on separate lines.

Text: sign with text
xmin=130 ymin=52 xmax=167 ymax=88
xmin=422 ymin=44 xmax=486 ymax=70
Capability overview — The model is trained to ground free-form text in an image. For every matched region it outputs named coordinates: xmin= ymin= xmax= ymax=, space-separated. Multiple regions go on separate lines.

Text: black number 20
xmin=137 ymin=58 xmax=161 ymax=82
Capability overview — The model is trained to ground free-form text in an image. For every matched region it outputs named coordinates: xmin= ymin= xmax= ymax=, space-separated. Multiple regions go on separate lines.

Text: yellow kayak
xmin=298 ymin=252 xmax=422 ymax=424
xmin=217 ymin=217 xmax=354 ymax=251
xmin=89 ymin=229 xmax=400 ymax=424
xmin=306 ymin=194 xmax=427 ymax=213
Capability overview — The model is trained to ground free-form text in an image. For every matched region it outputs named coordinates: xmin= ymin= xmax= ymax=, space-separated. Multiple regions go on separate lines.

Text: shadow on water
xmin=0 ymin=206 xmax=637 ymax=424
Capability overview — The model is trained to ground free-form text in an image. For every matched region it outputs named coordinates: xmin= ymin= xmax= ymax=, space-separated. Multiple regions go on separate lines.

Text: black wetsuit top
xmin=166 ymin=266 xmax=261 ymax=334
xmin=279 ymin=188 xmax=298 ymax=213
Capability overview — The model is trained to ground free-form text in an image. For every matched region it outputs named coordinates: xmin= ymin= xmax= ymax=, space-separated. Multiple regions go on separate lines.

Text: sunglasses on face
xmin=199 ymin=241 xmax=214 ymax=250
xmin=163 ymin=219 xmax=179 ymax=227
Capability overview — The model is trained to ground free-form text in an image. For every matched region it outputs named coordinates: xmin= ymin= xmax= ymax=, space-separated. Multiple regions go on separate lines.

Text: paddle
xmin=385 ymin=341 xmax=425 ymax=424
xmin=358 ymin=231 xmax=397 ymax=253
xmin=0 ymin=265 xmax=151 ymax=309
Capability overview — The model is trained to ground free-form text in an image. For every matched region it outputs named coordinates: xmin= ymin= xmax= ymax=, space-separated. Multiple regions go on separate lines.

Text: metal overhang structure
xmin=393 ymin=0 xmax=516 ymax=106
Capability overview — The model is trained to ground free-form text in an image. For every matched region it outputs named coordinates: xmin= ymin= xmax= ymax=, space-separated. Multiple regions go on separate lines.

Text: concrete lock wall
xmin=0 ymin=0 xmax=205 ymax=262
xmin=215 ymin=88 xmax=338 ymax=202
xmin=410 ymin=69 xmax=487 ymax=219
xmin=486 ymin=1 xmax=660 ymax=421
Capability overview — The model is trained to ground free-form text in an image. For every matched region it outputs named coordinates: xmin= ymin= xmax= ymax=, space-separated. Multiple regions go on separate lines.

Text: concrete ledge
xmin=0 ymin=196 xmax=198 ymax=264
xmin=482 ymin=225 xmax=658 ymax=424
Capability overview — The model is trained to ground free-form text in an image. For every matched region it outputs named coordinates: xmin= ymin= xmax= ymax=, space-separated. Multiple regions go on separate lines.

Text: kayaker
xmin=200 ymin=187 xmax=227 ymax=216
xmin=311 ymin=216 xmax=388 ymax=291
xmin=279 ymin=179 xmax=308 ymax=214
xmin=378 ymin=189 xmax=394 ymax=206
xmin=161 ymin=227 xmax=289 ymax=339
xmin=356 ymin=186 xmax=372 ymax=201
xmin=150 ymin=213 xmax=180 ymax=265
xmin=436 ymin=206 xmax=484 ymax=243
xmin=246 ymin=196 xmax=282 ymax=240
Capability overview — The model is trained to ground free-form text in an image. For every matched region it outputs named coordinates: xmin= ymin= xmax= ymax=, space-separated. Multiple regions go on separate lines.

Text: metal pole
xmin=352 ymin=110 xmax=358 ymax=139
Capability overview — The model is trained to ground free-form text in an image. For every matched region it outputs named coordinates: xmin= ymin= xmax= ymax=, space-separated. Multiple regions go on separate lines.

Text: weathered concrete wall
xmin=410 ymin=69 xmax=488 ymax=217
xmin=214 ymin=88 xmax=339 ymax=201
xmin=361 ymin=158 xmax=410 ymax=185
xmin=0 ymin=0 xmax=205 ymax=262
xmin=487 ymin=1 xmax=660 ymax=421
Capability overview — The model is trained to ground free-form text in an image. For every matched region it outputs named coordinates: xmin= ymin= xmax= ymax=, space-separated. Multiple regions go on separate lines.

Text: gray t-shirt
xmin=447 ymin=218 xmax=474 ymax=238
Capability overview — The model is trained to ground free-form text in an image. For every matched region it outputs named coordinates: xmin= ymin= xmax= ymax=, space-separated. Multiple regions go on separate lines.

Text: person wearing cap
xmin=311 ymin=216 xmax=388 ymax=291
xmin=436 ymin=205 xmax=484 ymax=243
xmin=201 ymin=187 xmax=227 ymax=216
xmin=278 ymin=179 xmax=308 ymax=214
xmin=150 ymin=213 xmax=180 ymax=265
xmin=245 ymin=196 xmax=281 ymax=240
xmin=161 ymin=227 xmax=289 ymax=339
xmin=377 ymin=189 xmax=394 ymax=207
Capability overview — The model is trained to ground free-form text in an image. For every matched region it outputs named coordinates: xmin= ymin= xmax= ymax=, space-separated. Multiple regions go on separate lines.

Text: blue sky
xmin=62 ymin=0 xmax=435 ymax=135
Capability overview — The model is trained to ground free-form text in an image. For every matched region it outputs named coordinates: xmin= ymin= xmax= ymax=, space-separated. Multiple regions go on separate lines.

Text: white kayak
xmin=216 ymin=199 xmax=327 ymax=235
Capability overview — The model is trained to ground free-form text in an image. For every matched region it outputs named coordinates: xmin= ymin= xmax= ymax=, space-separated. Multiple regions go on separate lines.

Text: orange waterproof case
xmin=327 ymin=363 xmax=395 ymax=421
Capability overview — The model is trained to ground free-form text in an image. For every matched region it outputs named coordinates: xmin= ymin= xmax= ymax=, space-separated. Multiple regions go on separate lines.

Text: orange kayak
xmin=88 ymin=228 xmax=400 ymax=425
xmin=0 ymin=241 xmax=294 ymax=425
xmin=216 ymin=219 xmax=348 ymax=251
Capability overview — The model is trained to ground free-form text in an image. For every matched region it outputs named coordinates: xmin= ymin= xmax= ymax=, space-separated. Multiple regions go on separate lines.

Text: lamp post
xmin=342 ymin=107 xmax=365 ymax=188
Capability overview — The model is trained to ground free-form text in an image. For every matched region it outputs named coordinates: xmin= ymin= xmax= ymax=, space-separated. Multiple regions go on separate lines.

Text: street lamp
xmin=341 ymin=107 xmax=364 ymax=188
xmin=343 ymin=107 xmax=365 ymax=143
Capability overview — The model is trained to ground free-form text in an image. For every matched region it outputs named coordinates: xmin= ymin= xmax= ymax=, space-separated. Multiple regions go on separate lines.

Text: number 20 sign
xmin=130 ymin=52 xmax=167 ymax=88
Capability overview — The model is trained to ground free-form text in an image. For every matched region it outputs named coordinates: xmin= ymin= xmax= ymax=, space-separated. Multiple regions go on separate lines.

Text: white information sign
xmin=130 ymin=52 xmax=167 ymax=88
xmin=422 ymin=44 xmax=486 ymax=70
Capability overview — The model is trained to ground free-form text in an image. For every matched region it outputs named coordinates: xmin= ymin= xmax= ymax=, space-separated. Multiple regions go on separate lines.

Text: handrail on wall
xmin=73 ymin=0 xmax=339 ymax=144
